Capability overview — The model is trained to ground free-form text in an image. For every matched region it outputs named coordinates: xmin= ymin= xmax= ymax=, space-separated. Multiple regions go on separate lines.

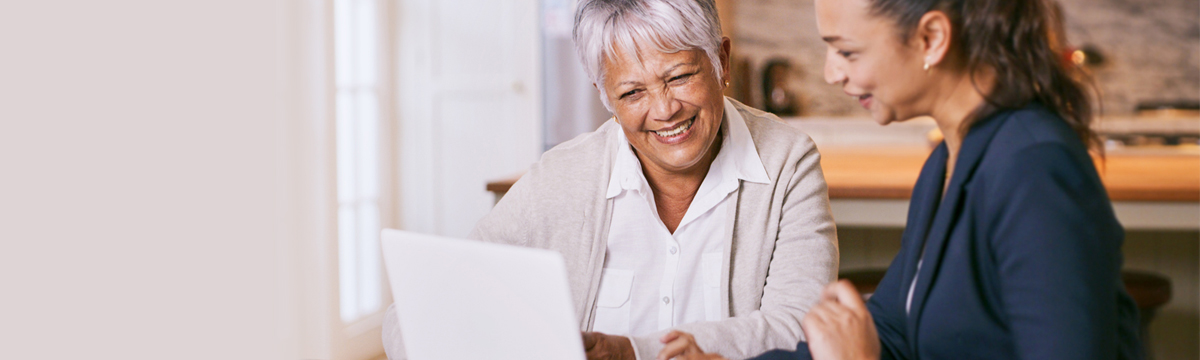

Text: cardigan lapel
xmin=905 ymin=110 xmax=1013 ymax=355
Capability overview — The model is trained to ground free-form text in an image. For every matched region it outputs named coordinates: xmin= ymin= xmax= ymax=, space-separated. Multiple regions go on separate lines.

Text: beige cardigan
xmin=383 ymin=98 xmax=838 ymax=360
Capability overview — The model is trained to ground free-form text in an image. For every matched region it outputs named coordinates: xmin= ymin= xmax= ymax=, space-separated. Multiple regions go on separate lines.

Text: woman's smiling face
xmin=816 ymin=0 xmax=930 ymax=125
xmin=600 ymin=40 xmax=729 ymax=174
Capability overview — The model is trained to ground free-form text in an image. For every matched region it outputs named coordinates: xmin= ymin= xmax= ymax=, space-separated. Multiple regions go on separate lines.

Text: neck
xmin=636 ymin=132 xmax=722 ymax=234
xmin=637 ymin=134 xmax=722 ymax=201
xmin=928 ymin=69 xmax=993 ymax=158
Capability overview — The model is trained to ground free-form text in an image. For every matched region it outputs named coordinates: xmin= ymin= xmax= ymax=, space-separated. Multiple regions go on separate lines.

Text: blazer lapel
xmin=905 ymin=111 xmax=1014 ymax=355
xmin=896 ymin=143 xmax=948 ymax=309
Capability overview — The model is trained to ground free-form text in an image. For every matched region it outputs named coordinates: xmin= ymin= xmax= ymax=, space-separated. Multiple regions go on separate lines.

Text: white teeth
xmin=654 ymin=118 xmax=694 ymax=137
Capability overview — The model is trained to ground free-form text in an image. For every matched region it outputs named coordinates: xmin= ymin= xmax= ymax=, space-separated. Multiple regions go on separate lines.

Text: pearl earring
xmin=923 ymin=62 xmax=931 ymax=71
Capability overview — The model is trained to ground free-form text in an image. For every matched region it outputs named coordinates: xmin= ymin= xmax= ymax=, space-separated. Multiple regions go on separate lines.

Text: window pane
xmin=356 ymin=92 xmax=379 ymax=199
xmin=353 ymin=0 xmax=378 ymax=87
xmin=336 ymin=92 xmax=356 ymax=204
xmin=357 ymin=201 xmax=382 ymax=313
xmin=338 ymin=204 xmax=359 ymax=321
xmin=334 ymin=0 xmax=354 ymax=87
xmin=335 ymin=0 xmax=384 ymax=323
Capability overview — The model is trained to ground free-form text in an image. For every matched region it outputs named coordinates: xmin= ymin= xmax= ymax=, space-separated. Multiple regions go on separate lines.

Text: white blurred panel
xmin=436 ymin=96 xmax=511 ymax=236
xmin=400 ymin=0 xmax=542 ymax=237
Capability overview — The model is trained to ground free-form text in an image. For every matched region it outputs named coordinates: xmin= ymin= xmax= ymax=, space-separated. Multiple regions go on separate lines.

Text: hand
xmin=657 ymin=330 xmax=727 ymax=360
xmin=802 ymin=280 xmax=881 ymax=360
xmin=582 ymin=331 xmax=636 ymax=360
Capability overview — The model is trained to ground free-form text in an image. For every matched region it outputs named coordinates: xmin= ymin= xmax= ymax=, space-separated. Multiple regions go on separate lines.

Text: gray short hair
xmin=572 ymin=0 xmax=724 ymax=111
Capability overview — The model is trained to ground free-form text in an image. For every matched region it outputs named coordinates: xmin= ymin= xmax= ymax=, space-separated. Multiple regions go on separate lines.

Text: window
xmin=334 ymin=0 xmax=386 ymax=323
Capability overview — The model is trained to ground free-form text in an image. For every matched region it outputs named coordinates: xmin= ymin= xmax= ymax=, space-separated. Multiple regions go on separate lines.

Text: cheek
xmin=673 ymin=81 xmax=722 ymax=120
xmin=865 ymin=57 xmax=913 ymax=96
xmin=691 ymin=85 xmax=724 ymax=131
xmin=880 ymin=62 xmax=922 ymax=99
xmin=612 ymin=103 xmax=648 ymax=129
xmin=846 ymin=61 xmax=877 ymax=91
xmin=681 ymin=78 xmax=722 ymax=104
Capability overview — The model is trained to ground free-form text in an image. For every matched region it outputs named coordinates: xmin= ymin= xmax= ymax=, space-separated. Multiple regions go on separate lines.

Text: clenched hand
xmin=656 ymin=330 xmax=727 ymax=360
xmin=802 ymin=280 xmax=880 ymax=360
xmin=582 ymin=331 xmax=636 ymax=360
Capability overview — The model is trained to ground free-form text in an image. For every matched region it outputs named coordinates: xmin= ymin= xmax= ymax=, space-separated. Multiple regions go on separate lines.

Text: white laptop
xmin=381 ymin=229 xmax=586 ymax=360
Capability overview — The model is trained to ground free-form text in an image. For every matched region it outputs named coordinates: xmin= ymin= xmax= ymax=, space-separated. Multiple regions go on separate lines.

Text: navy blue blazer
xmin=754 ymin=104 xmax=1143 ymax=360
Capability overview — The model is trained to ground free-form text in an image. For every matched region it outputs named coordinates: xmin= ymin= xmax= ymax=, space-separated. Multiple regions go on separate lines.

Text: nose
xmin=647 ymin=87 xmax=682 ymax=122
xmin=824 ymin=51 xmax=846 ymax=85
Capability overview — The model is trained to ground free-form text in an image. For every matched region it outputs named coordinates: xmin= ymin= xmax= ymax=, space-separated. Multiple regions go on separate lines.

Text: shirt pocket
xmin=592 ymin=268 xmax=634 ymax=335
xmin=702 ymin=252 xmax=724 ymax=321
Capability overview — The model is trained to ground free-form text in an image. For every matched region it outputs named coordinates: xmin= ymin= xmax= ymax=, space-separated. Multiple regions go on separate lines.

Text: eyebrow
xmin=658 ymin=62 xmax=690 ymax=78
xmin=614 ymin=61 xmax=694 ymax=87
xmin=821 ymin=36 xmax=842 ymax=43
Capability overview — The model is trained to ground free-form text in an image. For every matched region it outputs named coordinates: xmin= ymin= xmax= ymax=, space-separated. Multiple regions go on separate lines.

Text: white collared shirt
xmin=592 ymin=98 xmax=771 ymax=337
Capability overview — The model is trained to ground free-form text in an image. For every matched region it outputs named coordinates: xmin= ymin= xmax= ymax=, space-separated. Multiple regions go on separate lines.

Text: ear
xmin=719 ymin=36 xmax=732 ymax=83
xmin=914 ymin=11 xmax=952 ymax=69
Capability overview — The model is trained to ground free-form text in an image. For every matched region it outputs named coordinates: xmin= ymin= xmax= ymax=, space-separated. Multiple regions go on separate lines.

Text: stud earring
xmin=923 ymin=62 xmax=931 ymax=71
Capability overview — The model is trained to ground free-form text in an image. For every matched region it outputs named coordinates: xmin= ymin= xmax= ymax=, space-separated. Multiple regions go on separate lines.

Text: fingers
xmin=821 ymin=281 xmax=841 ymax=302
xmin=657 ymin=331 xmax=698 ymax=360
xmin=831 ymin=280 xmax=867 ymax=311
xmin=658 ymin=339 xmax=688 ymax=360
xmin=808 ymin=296 xmax=850 ymax=321
xmin=673 ymin=353 xmax=727 ymax=360
xmin=822 ymin=299 xmax=855 ymax=320
xmin=801 ymin=309 xmax=824 ymax=337
xmin=660 ymin=330 xmax=682 ymax=344
xmin=802 ymin=300 xmax=833 ymax=336
xmin=584 ymin=332 xmax=637 ymax=360
xmin=803 ymin=297 xmax=856 ymax=344
xmin=582 ymin=332 xmax=597 ymax=351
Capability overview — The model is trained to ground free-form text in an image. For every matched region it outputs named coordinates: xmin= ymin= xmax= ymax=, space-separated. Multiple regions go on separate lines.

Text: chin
xmin=870 ymin=111 xmax=896 ymax=126
xmin=652 ymin=147 xmax=707 ymax=171
xmin=664 ymin=154 xmax=705 ymax=170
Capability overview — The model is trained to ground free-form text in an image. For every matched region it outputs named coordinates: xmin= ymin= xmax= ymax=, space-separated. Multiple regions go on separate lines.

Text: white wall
xmin=0 ymin=1 xmax=307 ymax=358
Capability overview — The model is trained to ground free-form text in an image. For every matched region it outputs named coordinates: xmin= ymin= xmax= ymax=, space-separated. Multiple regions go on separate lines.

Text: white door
xmin=398 ymin=0 xmax=542 ymax=237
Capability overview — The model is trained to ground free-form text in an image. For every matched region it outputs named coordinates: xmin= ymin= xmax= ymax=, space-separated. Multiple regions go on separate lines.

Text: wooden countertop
xmin=819 ymin=146 xmax=1200 ymax=201
xmin=486 ymin=146 xmax=1200 ymax=202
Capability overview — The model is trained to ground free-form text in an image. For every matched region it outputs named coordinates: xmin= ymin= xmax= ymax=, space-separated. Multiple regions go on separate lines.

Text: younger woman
xmin=658 ymin=0 xmax=1143 ymax=358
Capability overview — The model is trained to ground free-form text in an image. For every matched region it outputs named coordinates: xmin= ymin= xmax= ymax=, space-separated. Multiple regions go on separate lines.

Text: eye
xmin=619 ymin=89 xmax=641 ymax=100
xmin=837 ymin=50 xmax=854 ymax=59
xmin=668 ymin=72 xmax=695 ymax=84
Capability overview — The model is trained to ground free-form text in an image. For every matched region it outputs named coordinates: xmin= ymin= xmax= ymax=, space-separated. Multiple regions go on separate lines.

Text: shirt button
xmin=662 ymin=296 xmax=671 ymax=304
xmin=669 ymin=246 xmax=677 ymax=255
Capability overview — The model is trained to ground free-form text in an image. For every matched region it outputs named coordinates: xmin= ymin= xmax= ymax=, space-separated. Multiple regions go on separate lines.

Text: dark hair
xmin=868 ymin=0 xmax=1100 ymax=151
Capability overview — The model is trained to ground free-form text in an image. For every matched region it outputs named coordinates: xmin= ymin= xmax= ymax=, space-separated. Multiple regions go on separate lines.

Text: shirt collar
xmin=722 ymin=97 xmax=771 ymax=185
xmin=606 ymin=127 xmax=649 ymax=199
xmin=605 ymin=97 xmax=770 ymax=199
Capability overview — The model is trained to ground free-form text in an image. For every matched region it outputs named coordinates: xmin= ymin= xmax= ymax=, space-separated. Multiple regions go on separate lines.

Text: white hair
xmin=572 ymin=0 xmax=724 ymax=111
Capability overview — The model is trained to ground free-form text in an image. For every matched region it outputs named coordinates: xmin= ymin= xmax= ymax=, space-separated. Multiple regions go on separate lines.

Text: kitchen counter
xmin=487 ymin=117 xmax=1200 ymax=230
xmin=485 ymin=145 xmax=1198 ymax=230
xmin=783 ymin=116 xmax=1199 ymax=229
xmin=817 ymin=145 xmax=1199 ymax=230
xmin=819 ymin=145 xmax=1199 ymax=202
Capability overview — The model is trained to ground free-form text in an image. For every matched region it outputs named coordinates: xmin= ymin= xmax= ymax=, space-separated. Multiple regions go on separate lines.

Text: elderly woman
xmin=383 ymin=1 xmax=837 ymax=359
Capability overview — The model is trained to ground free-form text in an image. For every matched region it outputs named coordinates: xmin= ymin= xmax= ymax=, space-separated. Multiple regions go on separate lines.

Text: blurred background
xmin=1 ymin=0 xmax=1195 ymax=359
